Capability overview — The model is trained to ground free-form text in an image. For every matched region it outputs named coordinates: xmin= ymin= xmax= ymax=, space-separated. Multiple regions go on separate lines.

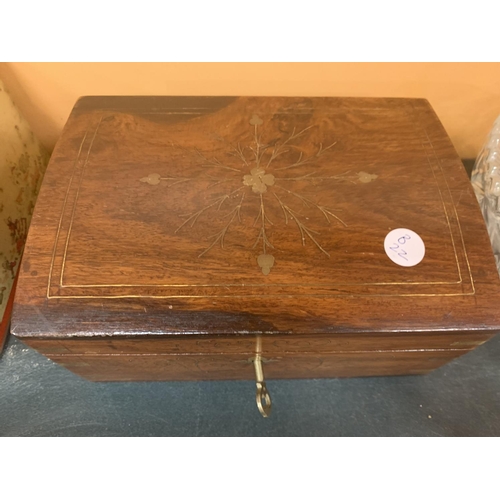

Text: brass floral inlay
xmin=357 ymin=171 xmax=378 ymax=183
xmin=243 ymin=168 xmax=275 ymax=193
xmin=140 ymin=115 xmax=377 ymax=275
xmin=140 ymin=173 xmax=161 ymax=185
xmin=257 ymin=253 xmax=275 ymax=275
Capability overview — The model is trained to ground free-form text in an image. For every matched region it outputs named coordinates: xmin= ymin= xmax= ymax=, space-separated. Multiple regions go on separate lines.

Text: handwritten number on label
xmin=389 ymin=234 xmax=411 ymax=261
xmin=384 ymin=229 xmax=424 ymax=267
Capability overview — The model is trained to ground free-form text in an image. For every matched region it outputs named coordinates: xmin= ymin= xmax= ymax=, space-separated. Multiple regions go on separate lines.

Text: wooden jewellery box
xmin=11 ymin=96 xmax=500 ymax=416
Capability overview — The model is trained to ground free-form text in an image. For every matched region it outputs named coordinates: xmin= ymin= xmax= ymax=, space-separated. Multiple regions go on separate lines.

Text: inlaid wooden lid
xmin=11 ymin=96 xmax=500 ymax=337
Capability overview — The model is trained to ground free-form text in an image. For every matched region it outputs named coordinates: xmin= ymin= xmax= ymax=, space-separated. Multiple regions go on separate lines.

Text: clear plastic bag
xmin=471 ymin=115 xmax=500 ymax=275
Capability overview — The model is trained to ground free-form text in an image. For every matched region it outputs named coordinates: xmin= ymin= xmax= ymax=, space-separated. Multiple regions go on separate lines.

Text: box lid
xmin=11 ymin=96 xmax=500 ymax=338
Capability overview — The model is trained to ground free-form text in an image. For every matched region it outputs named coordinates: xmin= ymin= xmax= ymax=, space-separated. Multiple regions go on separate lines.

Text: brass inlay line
xmin=47 ymin=106 xmax=474 ymax=299
xmin=47 ymin=291 xmax=476 ymax=299
xmin=411 ymin=110 xmax=462 ymax=284
xmin=410 ymin=104 xmax=474 ymax=293
xmin=59 ymin=117 xmax=103 ymax=288
xmin=83 ymin=109 xmax=211 ymax=115
xmin=46 ymin=128 xmax=89 ymax=298
xmin=134 ymin=112 xmax=206 ymax=115
xmin=403 ymin=109 xmax=462 ymax=287
xmin=46 ymin=348 xmax=472 ymax=357
xmin=59 ymin=280 xmax=463 ymax=288
xmin=422 ymin=127 xmax=475 ymax=294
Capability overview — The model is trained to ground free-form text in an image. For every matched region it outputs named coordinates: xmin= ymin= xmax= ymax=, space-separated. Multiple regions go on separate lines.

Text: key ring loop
xmin=255 ymin=381 xmax=272 ymax=418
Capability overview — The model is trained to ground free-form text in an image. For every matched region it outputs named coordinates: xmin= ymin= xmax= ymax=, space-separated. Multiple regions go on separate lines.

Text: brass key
xmin=253 ymin=337 xmax=272 ymax=418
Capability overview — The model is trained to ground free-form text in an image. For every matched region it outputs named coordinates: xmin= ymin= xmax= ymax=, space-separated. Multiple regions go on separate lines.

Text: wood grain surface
xmin=48 ymin=350 xmax=469 ymax=382
xmin=11 ymin=96 xmax=500 ymax=381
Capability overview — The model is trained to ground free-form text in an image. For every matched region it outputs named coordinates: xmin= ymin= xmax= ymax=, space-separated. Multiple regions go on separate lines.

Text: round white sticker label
xmin=384 ymin=228 xmax=425 ymax=267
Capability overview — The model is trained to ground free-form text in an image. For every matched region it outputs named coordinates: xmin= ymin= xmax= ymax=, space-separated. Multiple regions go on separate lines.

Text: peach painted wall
xmin=1 ymin=62 xmax=499 ymax=158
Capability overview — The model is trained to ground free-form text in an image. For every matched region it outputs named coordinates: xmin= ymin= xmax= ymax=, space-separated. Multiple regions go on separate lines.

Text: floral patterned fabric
xmin=0 ymin=80 xmax=49 ymax=330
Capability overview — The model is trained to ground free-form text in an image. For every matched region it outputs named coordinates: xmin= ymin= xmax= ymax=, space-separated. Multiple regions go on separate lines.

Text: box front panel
xmin=42 ymin=350 xmax=470 ymax=382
